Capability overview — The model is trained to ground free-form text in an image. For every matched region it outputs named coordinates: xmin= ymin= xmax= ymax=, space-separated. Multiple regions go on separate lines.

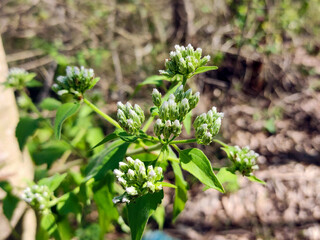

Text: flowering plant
xmin=4 ymin=44 xmax=264 ymax=240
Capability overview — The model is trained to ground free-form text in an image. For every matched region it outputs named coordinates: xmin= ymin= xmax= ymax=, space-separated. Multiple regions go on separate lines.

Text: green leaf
xmin=192 ymin=66 xmax=218 ymax=76
xmin=15 ymin=117 xmax=39 ymax=150
xmin=41 ymin=213 xmax=57 ymax=235
xmin=152 ymin=204 xmax=165 ymax=229
xmin=264 ymin=118 xmax=276 ymax=134
xmin=40 ymin=98 xmax=62 ymax=111
xmin=87 ymin=128 xmax=118 ymax=150
xmin=216 ymin=167 xmax=239 ymax=192
xmin=85 ymin=140 xmax=129 ymax=181
xmin=26 ymin=79 xmax=43 ymax=87
xmin=38 ymin=173 xmax=67 ymax=191
xmin=93 ymin=174 xmax=119 ymax=235
xmin=183 ymin=111 xmax=192 ymax=135
xmin=132 ymin=75 xmax=168 ymax=98
xmin=57 ymin=192 xmax=82 ymax=215
xmin=32 ymin=141 xmax=69 ymax=167
xmin=180 ymin=148 xmax=224 ymax=193
xmin=127 ymin=191 xmax=164 ymax=240
xmin=116 ymin=129 xmax=138 ymax=143
xmin=247 ymin=175 xmax=266 ymax=184
xmin=54 ymin=102 xmax=80 ymax=139
xmin=171 ymin=161 xmax=188 ymax=222
xmin=158 ymin=182 xmax=177 ymax=189
xmin=3 ymin=193 xmax=19 ymax=220
xmin=88 ymin=77 xmax=100 ymax=90
xmin=150 ymin=106 xmax=159 ymax=116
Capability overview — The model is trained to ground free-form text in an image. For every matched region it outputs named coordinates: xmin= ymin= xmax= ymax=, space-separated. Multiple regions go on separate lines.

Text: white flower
xmin=118 ymin=177 xmax=127 ymax=185
xmin=112 ymin=198 xmax=120 ymax=204
xmin=122 ymin=197 xmax=130 ymax=203
xmin=114 ymin=169 xmax=124 ymax=177
xmin=126 ymin=157 xmax=135 ymax=165
xmin=146 ymin=181 xmax=155 ymax=192
xmin=127 ymin=169 xmax=135 ymax=178
xmin=159 ymin=70 xmax=166 ymax=74
xmin=126 ymin=186 xmax=138 ymax=196
xmin=155 ymin=167 xmax=163 ymax=175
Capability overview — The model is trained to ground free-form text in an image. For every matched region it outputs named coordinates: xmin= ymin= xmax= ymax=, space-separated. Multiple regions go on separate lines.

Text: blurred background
xmin=1 ymin=0 xmax=320 ymax=239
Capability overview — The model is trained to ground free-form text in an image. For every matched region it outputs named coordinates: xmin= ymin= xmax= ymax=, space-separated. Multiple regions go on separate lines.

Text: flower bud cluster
xmin=159 ymin=44 xmax=211 ymax=78
xmin=113 ymin=157 xmax=163 ymax=204
xmin=52 ymin=66 xmax=99 ymax=97
xmin=21 ymin=185 xmax=51 ymax=214
xmin=117 ymin=102 xmax=145 ymax=135
xmin=5 ymin=68 xmax=36 ymax=89
xmin=153 ymin=85 xmax=200 ymax=140
xmin=193 ymin=107 xmax=224 ymax=145
xmin=227 ymin=146 xmax=259 ymax=176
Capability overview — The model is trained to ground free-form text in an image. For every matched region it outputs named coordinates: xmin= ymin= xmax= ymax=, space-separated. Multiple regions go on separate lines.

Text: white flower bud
xmin=152 ymin=88 xmax=162 ymax=107
xmin=127 ymin=169 xmax=135 ymax=179
xmin=126 ymin=186 xmax=138 ymax=196
xmin=146 ymin=181 xmax=155 ymax=192
xmin=114 ymin=169 xmax=124 ymax=177
xmin=122 ymin=197 xmax=130 ymax=203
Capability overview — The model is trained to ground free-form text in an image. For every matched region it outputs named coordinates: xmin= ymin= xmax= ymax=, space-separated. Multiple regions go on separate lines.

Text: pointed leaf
xmin=180 ymin=148 xmax=224 ymax=193
xmin=183 ymin=111 xmax=192 ymax=135
xmin=3 ymin=193 xmax=19 ymax=220
xmin=40 ymin=98 xmax=62 ymax=111
xmin=171 ymin=161 xmax=188 ymax=222
xmin=91 ymin=132 xmax=118 ymax=150
xmin=15 ymin=117 xmax=39 ymax=150
xmin=192 ymin=66 xmax=218 ymax=75
xmin=127 ymin=191 xmax=164 ymax=240
xmin=38 ymin=173 xmax=67 ymax=191
xmin=54 ymin=102 xmax=80 ymax=139
xmin=247 ymin=175 xmax=266 ymax=184
xmin=85 ymin=140 xmax=129 ymax=181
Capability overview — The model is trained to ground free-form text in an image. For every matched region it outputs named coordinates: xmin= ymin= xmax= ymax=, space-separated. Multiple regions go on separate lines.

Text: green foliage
xmin=8 ymin=43 xmax=265 ymax=240
xmin=171 ymin=161 xmax=188 ymax=222
xmin=3 ymin=193 xmax=19 ymax=220
xmin=15 ymin=117 xmax=39 ymax=150
xmin=180 ymin=148 xmax=224 ymax=193
xmin=54 ymin=102 xmax=81 ymax=139
xmin=40 ymin=98 xmax=62 ymax=111
xmin=127 ymin=191 xmax=164 ymax=240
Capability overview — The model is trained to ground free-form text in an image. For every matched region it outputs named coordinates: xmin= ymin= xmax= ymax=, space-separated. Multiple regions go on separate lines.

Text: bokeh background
xmin=1 ymin=0 xmax=320 ymax=239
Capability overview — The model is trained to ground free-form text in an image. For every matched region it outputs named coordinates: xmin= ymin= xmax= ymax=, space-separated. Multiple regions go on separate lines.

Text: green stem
xmin=171 ymin=144 xmax=181 ymax=153
xmin=212 ymin=139 xmax=228 ymax=148
xmin=170 ymin=138 xmax=197 ymax=144
xmin=83 ymin=98 xmax=121 ymax=129
xmin=167 ymin=156 xmax=180 ymax=163
xmin=142 ymin=115 xmax=154 ymax=132
xmin=126 ymin=143 xmax=163 ymax=156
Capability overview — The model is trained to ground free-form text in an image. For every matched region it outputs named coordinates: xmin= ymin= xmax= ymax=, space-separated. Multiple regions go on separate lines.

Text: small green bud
xmin=189 ymin=92 xmax=200 ymax=109
xmin=183 ymin=89 xmax=193 ymax=100
xmin=210 ymin=118 xmax=222 ymax=136
xmin=202 ymin=132 xmax=213 ymax=145
xmin=152 ymin=88 xmax=162 ymax=107
xmin=196 ymin=123 xmax=208 ymax=139
xmin=195 ymin=48 xmax=202 ymax=59
xmin=154 ymin=119 xmax=164 ymax=137
xmin=172 ymin=120 xmax=182 ymax=136
xmin=159 ymin=101 xmax=169 ymax=120
xmin=174 ymin=85 xmax=184 ymax=102
xmin=193 ymin=113 xmax=207 ymax=129
xmin=134 ymin=104 xmax=145 ymax=121
xmin=117 ymin=109 xmax=127 ymax=126
xmin=179 ymin=98 xmax=190 ymax=118
xmin=168 ymin=98 xmax=178 ymax=120
xmin=163 ymin=120 xmax=172 ymax=139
